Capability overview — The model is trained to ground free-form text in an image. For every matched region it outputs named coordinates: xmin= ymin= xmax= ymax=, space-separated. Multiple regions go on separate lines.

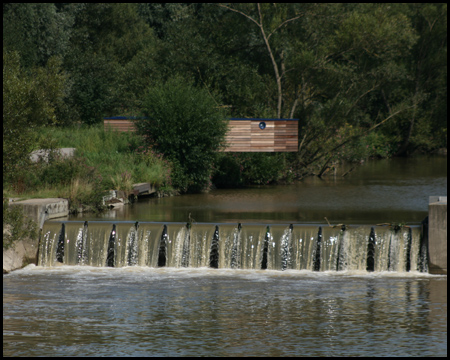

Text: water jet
xmin=39 ymin=221 xmax=429 ymax=273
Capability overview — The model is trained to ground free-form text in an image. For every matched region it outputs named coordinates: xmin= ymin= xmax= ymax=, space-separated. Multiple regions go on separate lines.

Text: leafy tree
xmin=136 ymin=78 xmax=228 ymax=192
xmin=257 ymin=3 xmax=419 ymax=174
xmin=61 ymin=3 xmax=158 ymax=124
xmin=137 ymin=3 xmax=191 ymax=40
xmin=115 ymin=44 xmax=161 ymax=115
xmin=3 ymin=51 xmax=67 ymax=185
xmin=3 ymin=3 xmax=446 ymax=190
xmin=135 ymin=3 xmax=446 ymax=180
xmin=392 ymin=3 xmax=447 ymax=154
xmin=218 ymin=3 xmax=311 ymax=119
xmin=3 ymin=3 xmax=73 ymax=68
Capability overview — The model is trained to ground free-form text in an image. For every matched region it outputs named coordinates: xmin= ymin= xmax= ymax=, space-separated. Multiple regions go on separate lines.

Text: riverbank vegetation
xmin=3 ymin=4 xmax=447 ymax=203
xmin=3 ymin=125 xmax=173 ymax=212
xmin=3 ymin=199 xmax=38 ymax=250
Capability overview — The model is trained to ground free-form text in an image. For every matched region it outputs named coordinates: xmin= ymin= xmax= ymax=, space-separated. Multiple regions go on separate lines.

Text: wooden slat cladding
xmin=224 ymin=119 xmax=298 ymax=152
xmin=104 ymin=118 xmax=298 ymax=152
xmin=104 ymin=119 xmax=137 ymax=132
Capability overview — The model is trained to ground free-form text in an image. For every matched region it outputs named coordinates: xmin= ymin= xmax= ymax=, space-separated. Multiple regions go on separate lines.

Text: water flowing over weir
xmin=39 ymin=221 xmax=428 ymax=272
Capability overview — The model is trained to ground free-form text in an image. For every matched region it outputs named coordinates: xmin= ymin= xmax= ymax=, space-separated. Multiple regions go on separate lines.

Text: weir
xmin=39 ymin=221 xmax=428 ymax=272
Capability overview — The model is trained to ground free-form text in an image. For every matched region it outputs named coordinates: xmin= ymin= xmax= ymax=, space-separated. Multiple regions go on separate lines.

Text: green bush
xmin=132 ymin=145 xmax=173 ymax=188
xmin=241 ymin=153 xmax=288 ymax=185
xmin=3 ymin=199 xmax=38 ymax=250
xmin=137 ymin=78 xmax=228 ymax=193
xmin=16 ymin=153 xmax=94 ymax=191
xmin=65 ymin=175 xmax=106 ymax=213
xmin=40 ymin=156 xmax=86 ymax=186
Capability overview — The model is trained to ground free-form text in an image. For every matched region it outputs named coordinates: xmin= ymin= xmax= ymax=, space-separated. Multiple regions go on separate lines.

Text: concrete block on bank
xmin=133 ymin=183 xmax=157 ymax=195
xmin=4 ymin=198 xmax=69 ymax=272
xmin=102 ymin=190 xmax=117 ymax=205
xmin=102 ymin=184 xmax=157 ymax=207
xmin=3 ymin=238 xmax=37 ymax=273
xmin=30 ymin=148 xmax=76 ymax=163
xmin=105 ymin=197 xmax=125 ymax=209
xmin=9 ymin=198 xmax=69 ymax=227
xmin=428 ymin=196 xmax=447 ymax=275
xmin=102 ymin=190 xmax=131 ymax=208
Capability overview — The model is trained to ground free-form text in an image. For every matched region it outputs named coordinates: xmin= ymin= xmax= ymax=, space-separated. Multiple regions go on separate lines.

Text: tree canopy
xmin=3 ymin=3 xmax=447 ymax=185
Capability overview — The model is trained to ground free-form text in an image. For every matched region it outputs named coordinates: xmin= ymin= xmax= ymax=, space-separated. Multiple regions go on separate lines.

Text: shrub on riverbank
xmin=137 ymin=78 xmax=228 ymax=193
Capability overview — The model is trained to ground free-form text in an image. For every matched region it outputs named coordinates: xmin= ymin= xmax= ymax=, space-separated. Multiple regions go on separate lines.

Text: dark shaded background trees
xmin=3 ymin=3 xmax=447 ymax=186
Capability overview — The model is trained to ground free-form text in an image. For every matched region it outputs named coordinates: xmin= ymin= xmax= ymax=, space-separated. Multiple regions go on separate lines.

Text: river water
xmin=3 ymin=267 xmax=447 ymax=357
xmin=72 ymin=155 xmax=447 ymax=224
xmin=3 ymin=156 xmax=447 ymax=356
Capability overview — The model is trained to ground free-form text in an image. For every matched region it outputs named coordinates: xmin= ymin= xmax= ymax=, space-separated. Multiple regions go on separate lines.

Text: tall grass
xmin=4 ymin=125 xmax=172 ymax=208
xmin=36 ymin=124 xmax=171 ymax=188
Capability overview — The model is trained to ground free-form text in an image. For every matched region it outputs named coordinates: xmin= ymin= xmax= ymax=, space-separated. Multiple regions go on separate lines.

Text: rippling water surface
xmin=4 ymin=156 xmax=447 ymax=356
xmin=72 ymin=155 xmax=447 ymax=224
xmin=3 ymin=266 xmax=447 ymax=357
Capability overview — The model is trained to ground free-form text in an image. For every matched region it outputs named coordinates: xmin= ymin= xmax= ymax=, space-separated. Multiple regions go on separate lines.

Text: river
xmin=3 ymin=155 xmax=447 ymax=356
xmin=72 ymin=155 xmax=447 ymax=224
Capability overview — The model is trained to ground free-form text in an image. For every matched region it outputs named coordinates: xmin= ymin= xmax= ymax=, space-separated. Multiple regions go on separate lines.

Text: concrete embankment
xmin=428 ymin=196 xmax=447 ymax=275
xmin=30 ymin=147 xmax=76 ymax=163
xmin=3 ymin=182 xmax=157 ymax=273
xmin=3 ymin=198 xmax=69 ymax=273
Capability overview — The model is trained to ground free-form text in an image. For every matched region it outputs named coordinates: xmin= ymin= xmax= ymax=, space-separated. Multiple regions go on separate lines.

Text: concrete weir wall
xmin=3 ymin=198 xmax=69 ymax=273
xmin=3 ymin=182 xmax=156 ymax=273
xmin=428 ymin=196 xmax=447 ymax=275
xmin=3 ymin=196 xmax=448 ymax=274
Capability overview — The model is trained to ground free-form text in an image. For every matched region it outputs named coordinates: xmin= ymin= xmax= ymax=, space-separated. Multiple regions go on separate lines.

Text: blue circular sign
xmin=259 ymin=121 xmax=266 ymax=130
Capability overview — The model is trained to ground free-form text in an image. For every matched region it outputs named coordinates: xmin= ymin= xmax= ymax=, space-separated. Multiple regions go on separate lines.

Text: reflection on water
xmin=3 ymin=266 xmax=447 ymax=357
xmin=72 ymin=156 xmax=447 ymax=224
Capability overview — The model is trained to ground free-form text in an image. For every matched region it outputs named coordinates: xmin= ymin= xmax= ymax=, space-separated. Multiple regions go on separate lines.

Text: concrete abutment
xmin=428 ymin=196 xmax=447 ymax=275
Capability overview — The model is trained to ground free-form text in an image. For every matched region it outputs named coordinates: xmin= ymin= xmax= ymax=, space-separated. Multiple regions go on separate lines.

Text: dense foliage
xmin=3 ymin=50 xmax=67 ymax=183
xmin=3 ymin=3 xmax=447 ymax=190
xmin=137 ymin=78 xmax=228 ymax=192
